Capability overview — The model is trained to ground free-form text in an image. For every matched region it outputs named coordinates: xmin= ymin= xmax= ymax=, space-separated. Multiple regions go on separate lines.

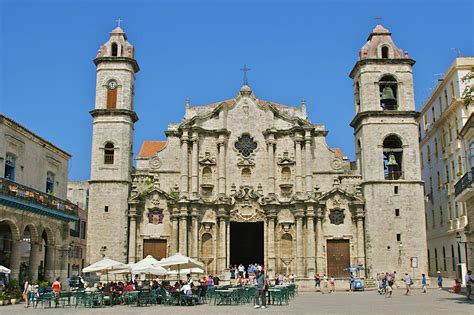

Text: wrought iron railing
xmin=454 ymin=167 xmax=474 ymax=197
xmin=0 ymin=177 xmax=78 ymax=217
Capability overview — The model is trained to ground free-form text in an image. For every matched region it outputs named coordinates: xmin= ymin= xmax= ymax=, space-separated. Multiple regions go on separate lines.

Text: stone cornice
xmin=349 ymin=58 xmax=416 ymax=79
xmin=93 ymin=56 xmax=140 ymax=73
xmin=90 ymin=109 xmax=139 ymax=123
xmin=350 ymin=110 xmax=419 ymax=129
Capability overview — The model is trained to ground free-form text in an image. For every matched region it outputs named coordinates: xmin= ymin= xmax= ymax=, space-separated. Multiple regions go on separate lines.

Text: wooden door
xmin=326 ymin=240 xmax=350 ymax=278
xmin=143 ymin=239 xmax=167 ymax=260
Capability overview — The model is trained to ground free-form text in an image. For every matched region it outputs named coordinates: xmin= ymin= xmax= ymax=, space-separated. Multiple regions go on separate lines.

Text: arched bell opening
xmin=379 ymin=75 xmax=398 ymax=110
xmin=383 ymin=135 xmax=403 ymax=180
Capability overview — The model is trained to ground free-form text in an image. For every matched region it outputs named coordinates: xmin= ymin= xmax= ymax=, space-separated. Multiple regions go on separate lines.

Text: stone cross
xmin=240 ymin=64 xmax=251 ymax=85
xmin=116 ymin=18 xmax=123 ymax=27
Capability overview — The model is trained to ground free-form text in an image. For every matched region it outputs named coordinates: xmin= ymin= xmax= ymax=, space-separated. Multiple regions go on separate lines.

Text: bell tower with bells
xmin=87 ymin=24 xmax=139 ymax=264
xmin=349 ymin=25 xmax=427 ymax=277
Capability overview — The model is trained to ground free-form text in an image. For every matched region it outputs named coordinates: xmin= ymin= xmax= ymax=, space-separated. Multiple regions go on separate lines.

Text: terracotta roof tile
xmin=138 ymin=141 xmax=167 ymax=158
xmin=332 ymin=147 xmax=345 ymax=158
xmin=258 ymin=99 xmax=290 ymax=109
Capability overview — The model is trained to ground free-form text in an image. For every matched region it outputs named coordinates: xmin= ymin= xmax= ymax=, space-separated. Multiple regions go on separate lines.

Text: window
xmin=234 ymin=134 xmax=257 ymax=157
xmin=448 ymin=201 xmax=452 ymax=220
xmin=104 ymin=142 xmax=114 ymax=164
xmin=438 ymin=96 xmax=443 ymax=113
xmin=395 ymin=209 xmax=400 ymax=217
xmin=4 ymin=153 xmax=16 ymax=181
xmin=381 ymin=46 xmax=389 ymax=59
xmin=435 ymin=248 xmax=439 ymax=271
xmin=445 ymin=164 xmax=450 ymax=183
xmin=455 ymin=117 xmax=459 ymax=136
xmin=111 ymin=42 xmax=118 ymax=56
xmin=46 ymin=171 xmax=55 ymax=193
xmin=448 ymin=123 xmax=453 ymax=142
xmin=431 ymin=208 xmax=436 ymax=227
xmin=442 ymin=246 xmax=447 ymax=271
xmin=431 ymin=107 xmax=436 ymax=123
xmin=281 ymin=167 xmax=291 ymax=182
xmin=451 ymin=161 xmax=455 ymax=180
xmin=104 ymin=206 xmax=109 ymax=213
xmin=462 ymin=202 xmax=466 ymax=216
xmin=423 ymin=114 xmax=428 ymax=130
xmin=434 ymin=139 xmax=438 ymax=158
xmin=444 ymin=90 xmax=449 ymax=107
xmin=457 ymin=156 xmax=463 ymax=175
xmin=80 ymin=221 xmax=86 ymax=239
xmin=429 ymin=177 xmax=433 ymax=193
xmin=427 ymin=145 xmax=431 ymax=163
xmin=379 ymin=75 xmax=398 ymax=110
xmin=354 ymin=82 xmax=361 ymax=112
xmin=396 ymin=233 xmax=401 ymax=242
xmin=420 ymin=151 xmax=424 ymax=169
xmin=106 ymin=80 xmax=118 ymax=109
xmin=451 ymin=245 xmax=456 ymax=271
xmin=440 ymin=206 xmax=444 ymax=224
xmin=394 ymin=186 xmax=399 ymax=194
xmin=428 ymin=249 xmax=431 ymax=272
xmin=455 ymin=202 xmax=459 ymax=218
xmin=441 ymin=129 xmax=447 ymax=151
xmin=383 ymin=135 xmax=403 ymax=180
xmin=437 ymin=171 xmax=441 ymax=190
xmin=450 ymin=81 xmax=455 ymax=99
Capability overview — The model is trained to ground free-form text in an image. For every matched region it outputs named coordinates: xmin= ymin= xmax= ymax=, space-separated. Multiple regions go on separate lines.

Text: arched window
xmin=379 ymin=75 xmax=398 ymax=110
xmin=354 ymin=81 xmax=361 ymax=112
xmin=46 ymin=171 xmax=55 ymax=193
xmin=106 ymin=80 xmax=118 ymax=109
xmin=104 ymin=142 xmax=114 ymax=164
xmin=241 ymin=168 xmax=251 ymax=183
xmin=381 ymin=46 xmax=389 ymax=59
xmin=427 ymin=249 xmax=431 ymax=272
xmin=202 ymin=167 xmax=212 ymax=183
xmin=383 ymin=135 xmax=403 ymax=180
xmin=111 ymin=42 xmax=118 ymax=56
xmin=4 ymin=153 xmax=16 ymax=181
xmin=442 ymin=246 xmax=447 ymax=271
xmin=281 ymin=167 xmax=291 ymax=182
xmin=451 ymin=245 xmax=456 ymax=271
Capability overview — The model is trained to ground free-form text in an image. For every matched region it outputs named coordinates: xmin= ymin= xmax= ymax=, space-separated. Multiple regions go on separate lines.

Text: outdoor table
xmin=214 ymin=289 xmax=233 ymax=305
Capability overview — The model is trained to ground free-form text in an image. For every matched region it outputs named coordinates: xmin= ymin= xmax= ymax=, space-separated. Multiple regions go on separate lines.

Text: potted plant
xmin=10 ymin=288 xmax=22 ymax=304
xmin=0 ymin=291 xmax=6 ymax=306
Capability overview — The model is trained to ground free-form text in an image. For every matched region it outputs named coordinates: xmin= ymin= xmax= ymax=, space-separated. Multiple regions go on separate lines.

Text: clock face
xmin=107 ymin=80 xmax=118 ymax=89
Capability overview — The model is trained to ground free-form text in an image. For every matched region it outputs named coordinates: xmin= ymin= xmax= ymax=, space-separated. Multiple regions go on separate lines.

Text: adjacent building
xmin=0 ymin=114 xmax=79 ymax=282
xmin=87 ymin=24 xmax=428 ymax=280
xmin=418 ymin=57 xmax=474 ymax=278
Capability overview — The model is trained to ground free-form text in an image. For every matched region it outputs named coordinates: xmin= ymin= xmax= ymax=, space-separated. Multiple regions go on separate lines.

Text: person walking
xmin=465 ymin=270 xmax=473 ymax=301
xmin=314 ymin=273 xmax=321 ymax=291
xmin=437 ymin=271 xmax=443 ymax=289
xmin=52 ymin=277 xmax=61 ymax=308
xmin=254 ymin=270 xmax=267 ymax=309
xmin=421 ymin=273 xmax=427 ymax=293
xmin=329 ymin=276 xmax=336 ymax=293
xmin=403 ymin=273 xmax=412 ymax=295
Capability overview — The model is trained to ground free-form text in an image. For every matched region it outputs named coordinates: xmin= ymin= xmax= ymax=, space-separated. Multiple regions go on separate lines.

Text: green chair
xmin=137 ymin=290 xmax=151 ymax=307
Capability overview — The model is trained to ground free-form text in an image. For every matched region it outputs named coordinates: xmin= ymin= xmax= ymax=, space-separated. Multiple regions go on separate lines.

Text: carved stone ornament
xmin=277 ymin=151 xmax=295 ymax=166
xmin=199 ymin=152 xmax=216 ymax=165
xmin=237 ymin=157 xmax=255 ymax=167
xmin=235 ymin=134 xmax=257 ymax=157
xmin=331 ymin=158 xmax=343 ymax=170
xmin=148 ymin=207 xmax=164 ymax=225
xmin=231 ymin=185 xmax=263 ymax=204
xmin=329 ymin=209 xmax=345 ymax=225
xmin=150 ymin=156 xmax=162 ymax=170
xmin=230 ymin=203 xmax=265 ymax=222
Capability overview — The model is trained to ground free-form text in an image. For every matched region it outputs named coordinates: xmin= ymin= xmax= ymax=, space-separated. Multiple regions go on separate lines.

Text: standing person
xmin=22 ymin=278 xmax=31 ymax=308
xmin=421 ymin=273 xmax=427 ymax=293
xmin=465 ymin=270 xmax=472 ymax=301
xmin=437 ymin=271 xmax=443 ymax=289
xmin=403 ymin=273 xmax=412 ymax=295
xmin=314 ymin=273 xmax=321 ymax=290
xmin=254 ymin=270 xmax=267 ymax=309
xmin=329 ymin=276 xmax=336 ymax=293
xmin=349 ymin=272 xmax=355 ymax=292
xmin=52 ymin=277 xmax=61 ymax=308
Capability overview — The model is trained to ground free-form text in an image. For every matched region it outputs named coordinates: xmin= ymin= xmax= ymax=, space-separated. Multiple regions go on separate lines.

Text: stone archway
xmin=40 ymin=227 xmax=55 ymax=281
xmin=21 ymin=224 xmax=40 ymax=281
xmin=0 ymin=219 xmax=21 ymax=280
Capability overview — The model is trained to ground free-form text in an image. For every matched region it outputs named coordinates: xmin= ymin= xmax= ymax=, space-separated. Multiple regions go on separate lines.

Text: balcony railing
xmin=384 ymin=171 xmax=403 ymax=180
xmin=454 ymin=167 xmax=474 ymax=197
xmin=0 ymin=177 xmax=78 ymax=219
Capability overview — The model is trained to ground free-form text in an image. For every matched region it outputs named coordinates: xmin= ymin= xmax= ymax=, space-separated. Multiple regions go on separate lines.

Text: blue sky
xmin=1 ymin=0 xmax=472 ymax=181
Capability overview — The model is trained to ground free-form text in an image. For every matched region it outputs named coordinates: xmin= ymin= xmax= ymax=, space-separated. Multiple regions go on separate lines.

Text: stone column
xmin=304 ymin=131 xmax=313 ymax=194
xmin=170 ymin=214 xmax=179 ymax=255
xmin=267 ymin=215 xmax=276 ymax=274
xmin=128 ymin=205 xmax=138 ymax=263
xmin=179 ymin=206 xmax=188 ymax=255
xmin=9 ymin=237 xmax=21 ymax=281
xmin=45 ymin=243 xmax=56 ymax=281
xmin=217 ymin=137 xmax=226 ymax=195
xmin=295 ymin=213 xmax=304 ymax=277
xmin=294 ymin=135 xmax=303 ymax=194
xmin=29 ymin=241 xmax=41 ymax=281
xmin=190 ymin=208 xmax=199 ymax=259
xmin=315 ymin=207 xmax=325 ymax=274
xmin=217 ymin=214 xmax=227 ymax=274
xmin=191 ymin=133 xmax=199 ymax=197
xmin=306 ymin=205 xmax=316 ymax=275
xmin=59 ymin=246 xmax=69 ymax=282
xmin=180 ymin=131 xmax=190 ymax=198
xmin=356 ymin=209 xmax=366 ymax=268
xmin=267 ymin=136 xmax=276 ymax=194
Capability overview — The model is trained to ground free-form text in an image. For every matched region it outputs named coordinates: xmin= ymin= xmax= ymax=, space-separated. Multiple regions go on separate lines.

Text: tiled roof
xmin=332 ymin=147 xmax=345 ymax=158
xmin=257 ymin=99 xmax=290 ymax=109
xmin=138 ymin=141 xmax=167 ymax=158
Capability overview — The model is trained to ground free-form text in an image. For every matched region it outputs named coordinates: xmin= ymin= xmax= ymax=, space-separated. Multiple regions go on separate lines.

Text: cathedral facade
xmin=87 ymin=25 xmax=428 ymax=279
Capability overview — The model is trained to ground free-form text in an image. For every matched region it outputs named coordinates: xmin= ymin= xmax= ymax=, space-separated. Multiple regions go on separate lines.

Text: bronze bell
xmin=386 ymin=153 xmax=398 ymax=166
xmin=380 ymin=86 xmax=397 ymax=108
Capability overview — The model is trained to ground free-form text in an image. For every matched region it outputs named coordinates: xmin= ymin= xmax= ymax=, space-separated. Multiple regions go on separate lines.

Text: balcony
xmin=0 ymin=177 xmax=78 ymax=222
xmin=454 ymin=168 xmax=474 ymax=202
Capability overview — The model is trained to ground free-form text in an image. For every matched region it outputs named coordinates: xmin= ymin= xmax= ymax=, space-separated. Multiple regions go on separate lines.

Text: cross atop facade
xmin=116 ymin=18 xmax=123 ymax=27
xmin=240 ymin=64 xmax=251 ymax=85
xmin=374 ymin=16 xmax=382 ymax=21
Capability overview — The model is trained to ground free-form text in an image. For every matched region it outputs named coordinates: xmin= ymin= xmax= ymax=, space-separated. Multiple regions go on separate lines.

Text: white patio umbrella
xmin=156 ymin=253 xmax=204 ymax=279
xmin=0 ymin=265 xmax=11 ymax=274
xmin=166 ymin=267 xmax=204 ymax=275
xmin=131 ymin=255 xmax=167 ymax=276
xmin=82 ymin=258 xmax=128 ymax=282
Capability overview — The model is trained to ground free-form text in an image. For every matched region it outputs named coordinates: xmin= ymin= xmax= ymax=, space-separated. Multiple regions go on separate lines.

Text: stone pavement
xmin=4 ymin=289 xmax=473 ymax=315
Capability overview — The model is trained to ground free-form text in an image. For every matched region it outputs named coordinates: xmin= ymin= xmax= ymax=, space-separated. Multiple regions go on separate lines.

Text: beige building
xmin=67 ymin=181 xmax=89 ymax=278
xmin=0 ymin=114 xmax=79 ymax=282
xmin=455 ymin=112 xmax=474 ymax=274
xmin=87 ymin=25 xmax=428 ymax=280
xmin=418 ymin=57 xmax=473 ymax=278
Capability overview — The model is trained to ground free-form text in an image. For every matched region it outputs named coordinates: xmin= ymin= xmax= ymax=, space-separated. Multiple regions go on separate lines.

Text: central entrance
xmin=230 ymin=222 xmax=264 ymax=266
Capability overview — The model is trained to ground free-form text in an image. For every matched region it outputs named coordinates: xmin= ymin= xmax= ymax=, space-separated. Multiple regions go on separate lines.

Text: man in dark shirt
xmin=254 ymin=270 xmax=267 ymax=309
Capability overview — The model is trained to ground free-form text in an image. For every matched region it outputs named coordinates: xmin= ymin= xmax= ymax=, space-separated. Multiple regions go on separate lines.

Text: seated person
xmin=181 ymin=283 xmax=192 ymax=296
xmin=449 ymin=279 xmax=461 ymax=293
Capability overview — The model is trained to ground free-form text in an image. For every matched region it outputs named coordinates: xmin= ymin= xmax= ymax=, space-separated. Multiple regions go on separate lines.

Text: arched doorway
xmin=0 ymin=221 xmax=13 ymax=269
xmin=19 ymin=227 xmax=32 ymax=284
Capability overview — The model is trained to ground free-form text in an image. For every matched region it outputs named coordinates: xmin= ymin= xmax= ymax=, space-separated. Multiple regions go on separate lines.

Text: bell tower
xmin=350 ymin=25 xmax=427 ymax=277
xmin=87 ymin=26 xmax=139 ymax=264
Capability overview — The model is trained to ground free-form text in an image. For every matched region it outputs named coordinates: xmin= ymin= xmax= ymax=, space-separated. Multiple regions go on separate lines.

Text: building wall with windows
xmin=418 ymin=57 xmax=474 ymax=278
xmin=67 ymin=181 xmax=89 ymax=278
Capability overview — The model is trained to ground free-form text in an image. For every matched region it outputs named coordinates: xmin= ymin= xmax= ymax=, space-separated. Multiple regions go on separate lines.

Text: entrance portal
xmin=327 ymin=239 xmax=350 ymax=278
xmin=230 ymin=222 xmax=264 ymax=267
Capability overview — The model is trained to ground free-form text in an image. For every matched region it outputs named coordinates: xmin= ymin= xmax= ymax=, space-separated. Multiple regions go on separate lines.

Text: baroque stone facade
xmin=87 ymin=25 xmax=428 ymax=279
